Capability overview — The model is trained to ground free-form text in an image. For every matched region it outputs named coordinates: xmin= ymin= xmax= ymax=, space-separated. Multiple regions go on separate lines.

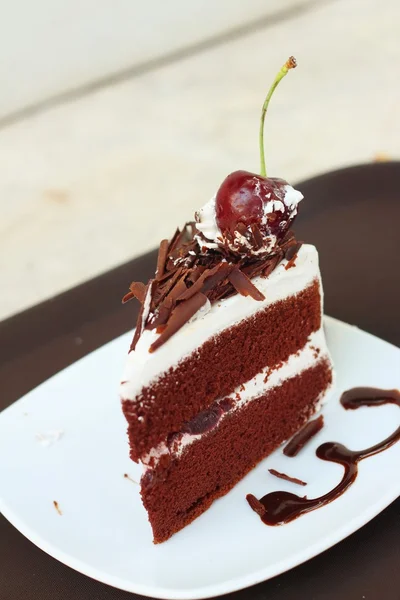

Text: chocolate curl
xmin=155 ymin=239 xmax=169 ymax=280
xmin=176 ymin=263 xmax=229 ymax=304
xmin=130 ymin=280 xmax=154 ymax=351
xmin=280 ymin=228 xmax=295 ymax=248
xmin=285 ymin=241 xmax=303 ymax=269
xmin=268 ymin=469 xmax=307 ymax=486
xmin=186 ymin=265 xmax=207 ymax=284
xmin=149 ymin=276 xmax=188 ymax=330
xmin=250 ymin=224 xmax=264 ymax=250
xmin=152 ymin=267 xmax=184 ymax=307
xmin=246 ymin=494 xmax=265 ymax=518
xmin=122 ymin=281 xmax=146 ymax=304
xmin=168 ymin=224 xmax=193 ymax=259
xmin=124 ymin=219 xmax=302 ymax=348
xmin=150 ymin=292 xmax=208 ymax=353
xmin=201 ymin=263 xmax=233 ymax=293
xmin=175 ymin=268 xmax=212 ymax=302
xmin=242 ymin=260 xmax=268 ymax=281
xmin=228 ymin=269 xmax=265 ymax=301
xmin=262 ymin=253 xmax=283 ymax=278
xmin=283 ymin=415 xmax=324 ymax=457
xmin=130 ymin=302 xmax=145 ymax=351
xmin=168 ymin=227 xmax=181 ymax=253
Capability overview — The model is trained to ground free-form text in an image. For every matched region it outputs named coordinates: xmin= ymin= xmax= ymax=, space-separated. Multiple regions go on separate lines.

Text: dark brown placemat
xmin=1 ymin=162 xmax=399 ymax=600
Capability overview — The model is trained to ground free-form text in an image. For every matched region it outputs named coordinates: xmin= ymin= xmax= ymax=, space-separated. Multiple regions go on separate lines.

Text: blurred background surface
xmin=0 ymin=0 xmax=399 ymax=320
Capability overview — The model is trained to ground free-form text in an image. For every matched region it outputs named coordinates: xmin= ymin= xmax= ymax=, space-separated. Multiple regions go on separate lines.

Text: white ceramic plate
xmin=0 ymin=316 xmax=399 ymax=599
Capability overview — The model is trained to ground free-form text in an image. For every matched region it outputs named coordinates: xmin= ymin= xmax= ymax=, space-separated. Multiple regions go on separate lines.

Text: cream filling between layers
xmin=142 ymin=327 xmax=333 ymax=469
xmin=120 ymin=244 xmax=321 ymax=403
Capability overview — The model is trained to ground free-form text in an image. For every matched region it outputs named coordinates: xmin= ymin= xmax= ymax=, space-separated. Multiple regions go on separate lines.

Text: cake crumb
xmin=310 ymin=345 xmax=320 ymax=359
xmin=124 ymin=473 xmax=139 ymax=485
xmin=36 ymin=430 xmax=64 ymax=447
xmin=53 ymin=501 xmax=62 ymax=515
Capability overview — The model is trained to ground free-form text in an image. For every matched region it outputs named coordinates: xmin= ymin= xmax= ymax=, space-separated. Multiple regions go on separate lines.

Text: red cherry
xmin=215 ymin=171 xmax=263 ymax=234
xmin=215 ymin=170 xmax=292 ymax=245
xmin=198 ymin=57 xmax=299 ymax=256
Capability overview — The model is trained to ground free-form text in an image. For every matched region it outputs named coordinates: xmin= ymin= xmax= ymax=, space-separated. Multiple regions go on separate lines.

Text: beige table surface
xmin=0 ymin=0 xmax=399 ymax=320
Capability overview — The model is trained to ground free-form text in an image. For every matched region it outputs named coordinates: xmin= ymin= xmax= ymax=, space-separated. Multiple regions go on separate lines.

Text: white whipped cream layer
xmin=195 ymin=184 xmax=303 ymax=252
xmin=195 ymin=196 xmax=220 ymax=249
xmin=142 ymin=327 xmax=334 ymax=468
xmin=120 ymin=244 xmax=321 ymax=403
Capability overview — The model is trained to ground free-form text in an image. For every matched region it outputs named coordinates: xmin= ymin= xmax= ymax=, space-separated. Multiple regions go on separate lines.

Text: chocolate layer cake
xmin=119 ymin=57 xmax=334 ymax=542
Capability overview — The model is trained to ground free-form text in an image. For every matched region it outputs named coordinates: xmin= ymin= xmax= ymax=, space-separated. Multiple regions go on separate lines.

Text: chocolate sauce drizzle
xmin=247 ymin=387 xmax=400 ymax=525
xmin=123 ymin=222 xmax=301 ymax=351
xmin=340 ymin=387 xmax=400 ymax=409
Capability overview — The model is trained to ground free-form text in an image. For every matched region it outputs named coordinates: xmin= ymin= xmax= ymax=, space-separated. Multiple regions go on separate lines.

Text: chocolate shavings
xmin=124 ymin=223 xmax=301 ymax=351
xmin=53 ymin=500 xmax=62 ymax=515
xmin=156 ymin=239 xmax=169 ymax=280
xmin=268 ymin=468 xmax=307 ymax=486
xmin=283 ymin=415 xmax=324 ymax=457
xmin=150 ymin=292 xmax=208 ymax=352
xmin=229 ymin=268 xmax=266 ymax=301
xmin=130 ymin=280 xmax=154 ymax=351
xmin=122 ymin=281 xmax=146 ymax=304
xmin=246 ymin=493 xmax=265 ymax=517
xmin=250 ymin=224 xmax=264 ymax=250
xmin=285 ymin=241 xmax=303 ymax=269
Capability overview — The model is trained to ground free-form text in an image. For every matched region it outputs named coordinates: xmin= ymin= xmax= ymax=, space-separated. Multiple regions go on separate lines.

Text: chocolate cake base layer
xmin=124 ymin=280 xmax=321 ymax=461
xmin=141 ymin=358 xmax=332 ymax=543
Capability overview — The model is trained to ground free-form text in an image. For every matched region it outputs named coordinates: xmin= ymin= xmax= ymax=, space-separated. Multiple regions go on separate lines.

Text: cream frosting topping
xmin=120 ymin=244 xmax=321 ymax=403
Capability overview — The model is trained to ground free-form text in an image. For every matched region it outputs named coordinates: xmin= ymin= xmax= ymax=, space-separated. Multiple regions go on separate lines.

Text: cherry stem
xmin=259 ymin=56 xmax=297 ymax=178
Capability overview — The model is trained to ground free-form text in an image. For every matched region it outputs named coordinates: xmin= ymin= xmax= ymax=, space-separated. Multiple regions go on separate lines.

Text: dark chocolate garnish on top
xmin=124 ymin=223 xmax=300 ymax=351
xmin=149 ymin=291 xmax=208 ymax=352
xmin=285 ymin=241 xmax=303 ymax=270
xmin=285 ymin=240 xmax=303 ymax=261
xmin=261 ymin=252 xmax=284 ymax=279
xmin=250 ymin=224 xmax=265 ymax=250
xmin=155 ymin=239 xmax=169 ymax=280
xmin=283 ymin=415 xmax=324 ymax=457
xmin=268 ymin=468 xmax=307 ymax=486
xmin=130 ymin=280 xmax=154 ymax=351
xmin=122 ymin=281 xmax=146 ymax=304
xmin=228 ymin=269 xmax=266 ymax=301
xmin=341 ymin=387 xmax=400 ymax=409
xmin=247 ymin=387 xmax=400 ymax=526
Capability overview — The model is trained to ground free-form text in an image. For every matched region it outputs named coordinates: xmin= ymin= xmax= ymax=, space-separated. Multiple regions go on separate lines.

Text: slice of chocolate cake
xmin=119 ymin=57 xmax=334 ymax=543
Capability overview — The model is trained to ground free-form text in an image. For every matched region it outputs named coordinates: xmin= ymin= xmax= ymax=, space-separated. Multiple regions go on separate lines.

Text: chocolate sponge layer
xmin=142 ymin=358 xmax=332 ymax=543
xmin=123 ymin=281 xmax=321 ymax=461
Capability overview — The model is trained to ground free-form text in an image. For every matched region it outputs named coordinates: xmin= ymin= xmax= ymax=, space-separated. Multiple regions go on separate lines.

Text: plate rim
xmin=1 ymin=316 xmax=399 ymax=599
xmin=1 ymin=485 xmax=399 ymax=599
